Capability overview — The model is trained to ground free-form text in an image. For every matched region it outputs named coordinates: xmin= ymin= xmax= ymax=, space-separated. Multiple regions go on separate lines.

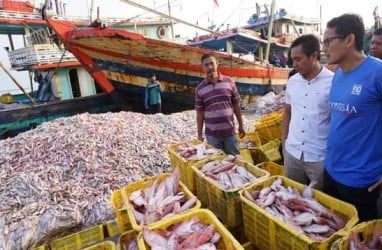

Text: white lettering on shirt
xmin=329 ymin=102 xmax=358 ymax=114
xmin=351 ymin=84 xmax=362 ymax=95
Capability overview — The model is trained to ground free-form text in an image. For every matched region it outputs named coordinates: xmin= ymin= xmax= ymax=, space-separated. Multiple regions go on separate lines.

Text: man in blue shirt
xmin=322 ymin=13 xmax=382 ymax=221
xmin=144 ymin=73 xmax=163 ymax=114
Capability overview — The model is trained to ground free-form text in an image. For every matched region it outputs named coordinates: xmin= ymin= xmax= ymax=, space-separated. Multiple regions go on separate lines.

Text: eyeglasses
xmin=322 ymin=36 xmax=346 ymax=47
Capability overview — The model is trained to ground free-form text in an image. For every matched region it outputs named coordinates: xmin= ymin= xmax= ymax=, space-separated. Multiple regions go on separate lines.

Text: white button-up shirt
xmin=285 ymin=67 xmax=334 ymax=162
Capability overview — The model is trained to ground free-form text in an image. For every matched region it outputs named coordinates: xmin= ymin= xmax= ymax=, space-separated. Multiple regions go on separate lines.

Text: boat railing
xmin=0 ymin=9 xmax=148 ymax=24
xmin=8 ymin=44 xmax=77 ymax=69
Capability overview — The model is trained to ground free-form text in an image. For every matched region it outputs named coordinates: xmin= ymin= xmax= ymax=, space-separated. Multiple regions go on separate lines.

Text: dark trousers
xmin=323 ymin=169 xmax=379 ymax=222
xmin=147 ymin=103 xmax=161 ymax=114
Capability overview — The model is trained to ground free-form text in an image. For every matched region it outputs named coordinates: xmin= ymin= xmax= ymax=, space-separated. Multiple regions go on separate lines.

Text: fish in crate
xmin=192 ymin=155 xmax=269 ymax=228
xmin=138 ymin=209 xmax=243 ymax=249
xmin=167 ymin=140 xmax=224 ymax=192
xmin=348 ymin=230 xmax=382 ymax=250
xmin=331 ymin=219 xmax=382 ymax=250
xmin=174 ymin=141 xmax=223 ymax=160
xmin=199 ymin=155 xmax=262 ymax=190
xmin=243 ymin=177 xmax=347 ymax=241
xmin=127 ymin=168 xmax=200 ymax=229
xmin=240 ymin=176 xmax=358 ymax=249
xmin=118 ymin=230 xmax=139 ymax=250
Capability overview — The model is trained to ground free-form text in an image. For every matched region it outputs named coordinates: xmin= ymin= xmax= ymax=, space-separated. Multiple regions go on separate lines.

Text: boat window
xmin=286 ymin=25 xmax=290 ymax=33
xmin=68 ymin=69 xmax=81 ymax=98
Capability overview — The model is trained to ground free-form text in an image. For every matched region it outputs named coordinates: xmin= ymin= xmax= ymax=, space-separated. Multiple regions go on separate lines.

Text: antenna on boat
xmin=120 ymin=0 xmax=218 ymax=34
xmin=214 ymin=0 xmax=244 ymax=32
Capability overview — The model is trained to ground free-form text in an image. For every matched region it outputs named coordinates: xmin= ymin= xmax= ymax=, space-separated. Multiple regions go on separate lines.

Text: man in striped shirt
xmin=195 ymin=53 xmax=245 ymax=155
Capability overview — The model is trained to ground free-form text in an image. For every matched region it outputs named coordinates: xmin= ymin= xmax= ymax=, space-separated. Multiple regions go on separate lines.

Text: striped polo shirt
xmin=195 ymin=73 xmax=241 ymax=138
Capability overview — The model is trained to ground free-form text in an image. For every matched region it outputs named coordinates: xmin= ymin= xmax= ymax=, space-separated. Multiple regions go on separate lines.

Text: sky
xmin=1 ymin=0 xmax=381 ymax=94
xmin=57 ymin=0 xmax=381 ymax=34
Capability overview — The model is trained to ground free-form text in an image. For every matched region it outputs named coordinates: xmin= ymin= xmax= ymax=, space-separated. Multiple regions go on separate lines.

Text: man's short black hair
xmin=201 ymin=53 xmax=215 ymax=63
xmin=290 ymin=34 xmax=321 ymax=60
xmin=326 ymin=13 xmax=365 ymax=51
xmin=149 ymin=72 xmax=156 ymax=77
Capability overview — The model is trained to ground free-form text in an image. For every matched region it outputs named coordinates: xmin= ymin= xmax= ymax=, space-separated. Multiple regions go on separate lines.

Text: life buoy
xmin=157 ymin=26 xmax=166 ymax=39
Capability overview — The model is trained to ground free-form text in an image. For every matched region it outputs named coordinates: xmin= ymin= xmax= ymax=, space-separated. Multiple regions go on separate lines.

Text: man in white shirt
xmin=282 ymin=34 xmax=334 ymax=190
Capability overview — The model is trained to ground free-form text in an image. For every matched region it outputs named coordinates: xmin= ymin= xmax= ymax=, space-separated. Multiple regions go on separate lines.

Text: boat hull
xmin=46 ymin=19 xmax=289 ymax=109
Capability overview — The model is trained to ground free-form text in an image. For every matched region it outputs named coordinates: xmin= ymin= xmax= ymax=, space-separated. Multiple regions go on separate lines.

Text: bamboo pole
xmin=265 ymin=0 xmax=276 ymax=62
xmin=0 ymin=62 xmax=37 ymax=105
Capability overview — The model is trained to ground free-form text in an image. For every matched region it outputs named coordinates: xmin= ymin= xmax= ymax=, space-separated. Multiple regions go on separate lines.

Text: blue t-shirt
xmin=325 ymin=56 xmax=382 ymax=187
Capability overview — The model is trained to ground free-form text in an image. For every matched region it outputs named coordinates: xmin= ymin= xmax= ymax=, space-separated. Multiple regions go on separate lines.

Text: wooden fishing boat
xmin=0 ymin=0 xmax=179 ymax=138
xmin=45 ymin=18 xmax=290 ymax=110
xmin=189 ymin=7 xmax=321 ymax=66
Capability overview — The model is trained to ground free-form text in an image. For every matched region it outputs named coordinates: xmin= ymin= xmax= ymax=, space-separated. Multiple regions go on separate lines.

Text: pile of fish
xmin=200 ymin=155 xmax=258 ymax=190
xmin=129 ymin=168 xmax=197 ymax=226
xmin=0 ymin=110 xmax=257 ymax=250
xmin=243 ymin=178 xmax=346 ymax=241
xmin=142 ymin=216 xmax=222 ymax=250
xmin=242 ymin=91 xmax=286 ymax=116
xmin=349 ymin=229 xmax=382 ymax=250
xmin=174 ymin=141 xmax=222 ymax=160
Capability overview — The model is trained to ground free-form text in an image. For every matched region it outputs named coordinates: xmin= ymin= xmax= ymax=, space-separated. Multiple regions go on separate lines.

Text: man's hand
xmin=238 ymin=126 xmax=245 ymax=138
xmin=368 ymin=177 xmax=382 ymax=192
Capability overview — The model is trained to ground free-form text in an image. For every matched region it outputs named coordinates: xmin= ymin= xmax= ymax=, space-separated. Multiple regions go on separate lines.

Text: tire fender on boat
xmin=157 ymin=26 xmax=166 ymax=39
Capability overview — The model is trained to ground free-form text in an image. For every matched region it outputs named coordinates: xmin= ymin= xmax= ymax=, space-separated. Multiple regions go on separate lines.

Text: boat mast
xmin=90 ymin=0 xmax=95 ymax=23
xmin=265 ymin=0 xmax=276 ymax=62
xmin=120 ymin=0 xmax=217 ymax=34
xmin=167 ymin=0 xmax=175 ymax=39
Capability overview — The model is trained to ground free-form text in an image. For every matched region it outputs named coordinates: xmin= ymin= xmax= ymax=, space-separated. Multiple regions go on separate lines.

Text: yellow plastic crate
xmin=82 ymin=240 xmax=116 ymax=250
xmin=258 ymin=138 xmax=281 ymax=152
xmin=33 ymin=245 xmax=48 ymax=250
xmin=237 ymin=132 xmax=261 ymax=165
xmin=50 ymin=225 xmax=105 ymax=250
xmin=255 ymin=111 xmax=283 ymax=144
xmin=117 ymin=230 xmax=138 ymax=250
xmin=242 ymin=241 xmax=256 ymax=250
xmin=119 ymin=173 xmax=201 ymax=231
xmin=192 ymin=156 xmax=269 ymax=228
xmin=167 ymin=140 xmax=224 ymax=193
xmin=239 ymin=176 xmax=359 ymax=250
xmin=229 ymin=224 xmax=247 ymax=244
xmin=238 ymin=148 xmax=254 ymax=164
xmin=0 ymin=93 xmax=14 ymax=104
xmin=248 ymin=140 xmax=282 ymax=165
xmin=237 ymin=132 xmax=261 ymax=148
xmin=254 ymin=161 xmax=285 ymax=176
xmin=137 ymin=209 xmax=244 ymax=250
xmin=110 ymin=188 xmax=132 ymax=232
xmin=330 ymin=219 xmax=382 ymax=250
xmin=249 ymin=147 xmax=268 ymax=165
xmin=104 ymin=220 xmax=121 ymax=238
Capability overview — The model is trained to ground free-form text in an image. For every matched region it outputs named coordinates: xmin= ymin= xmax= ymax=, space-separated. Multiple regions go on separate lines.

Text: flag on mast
xmin=213 ymin=0 xmax=219 ymax=7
